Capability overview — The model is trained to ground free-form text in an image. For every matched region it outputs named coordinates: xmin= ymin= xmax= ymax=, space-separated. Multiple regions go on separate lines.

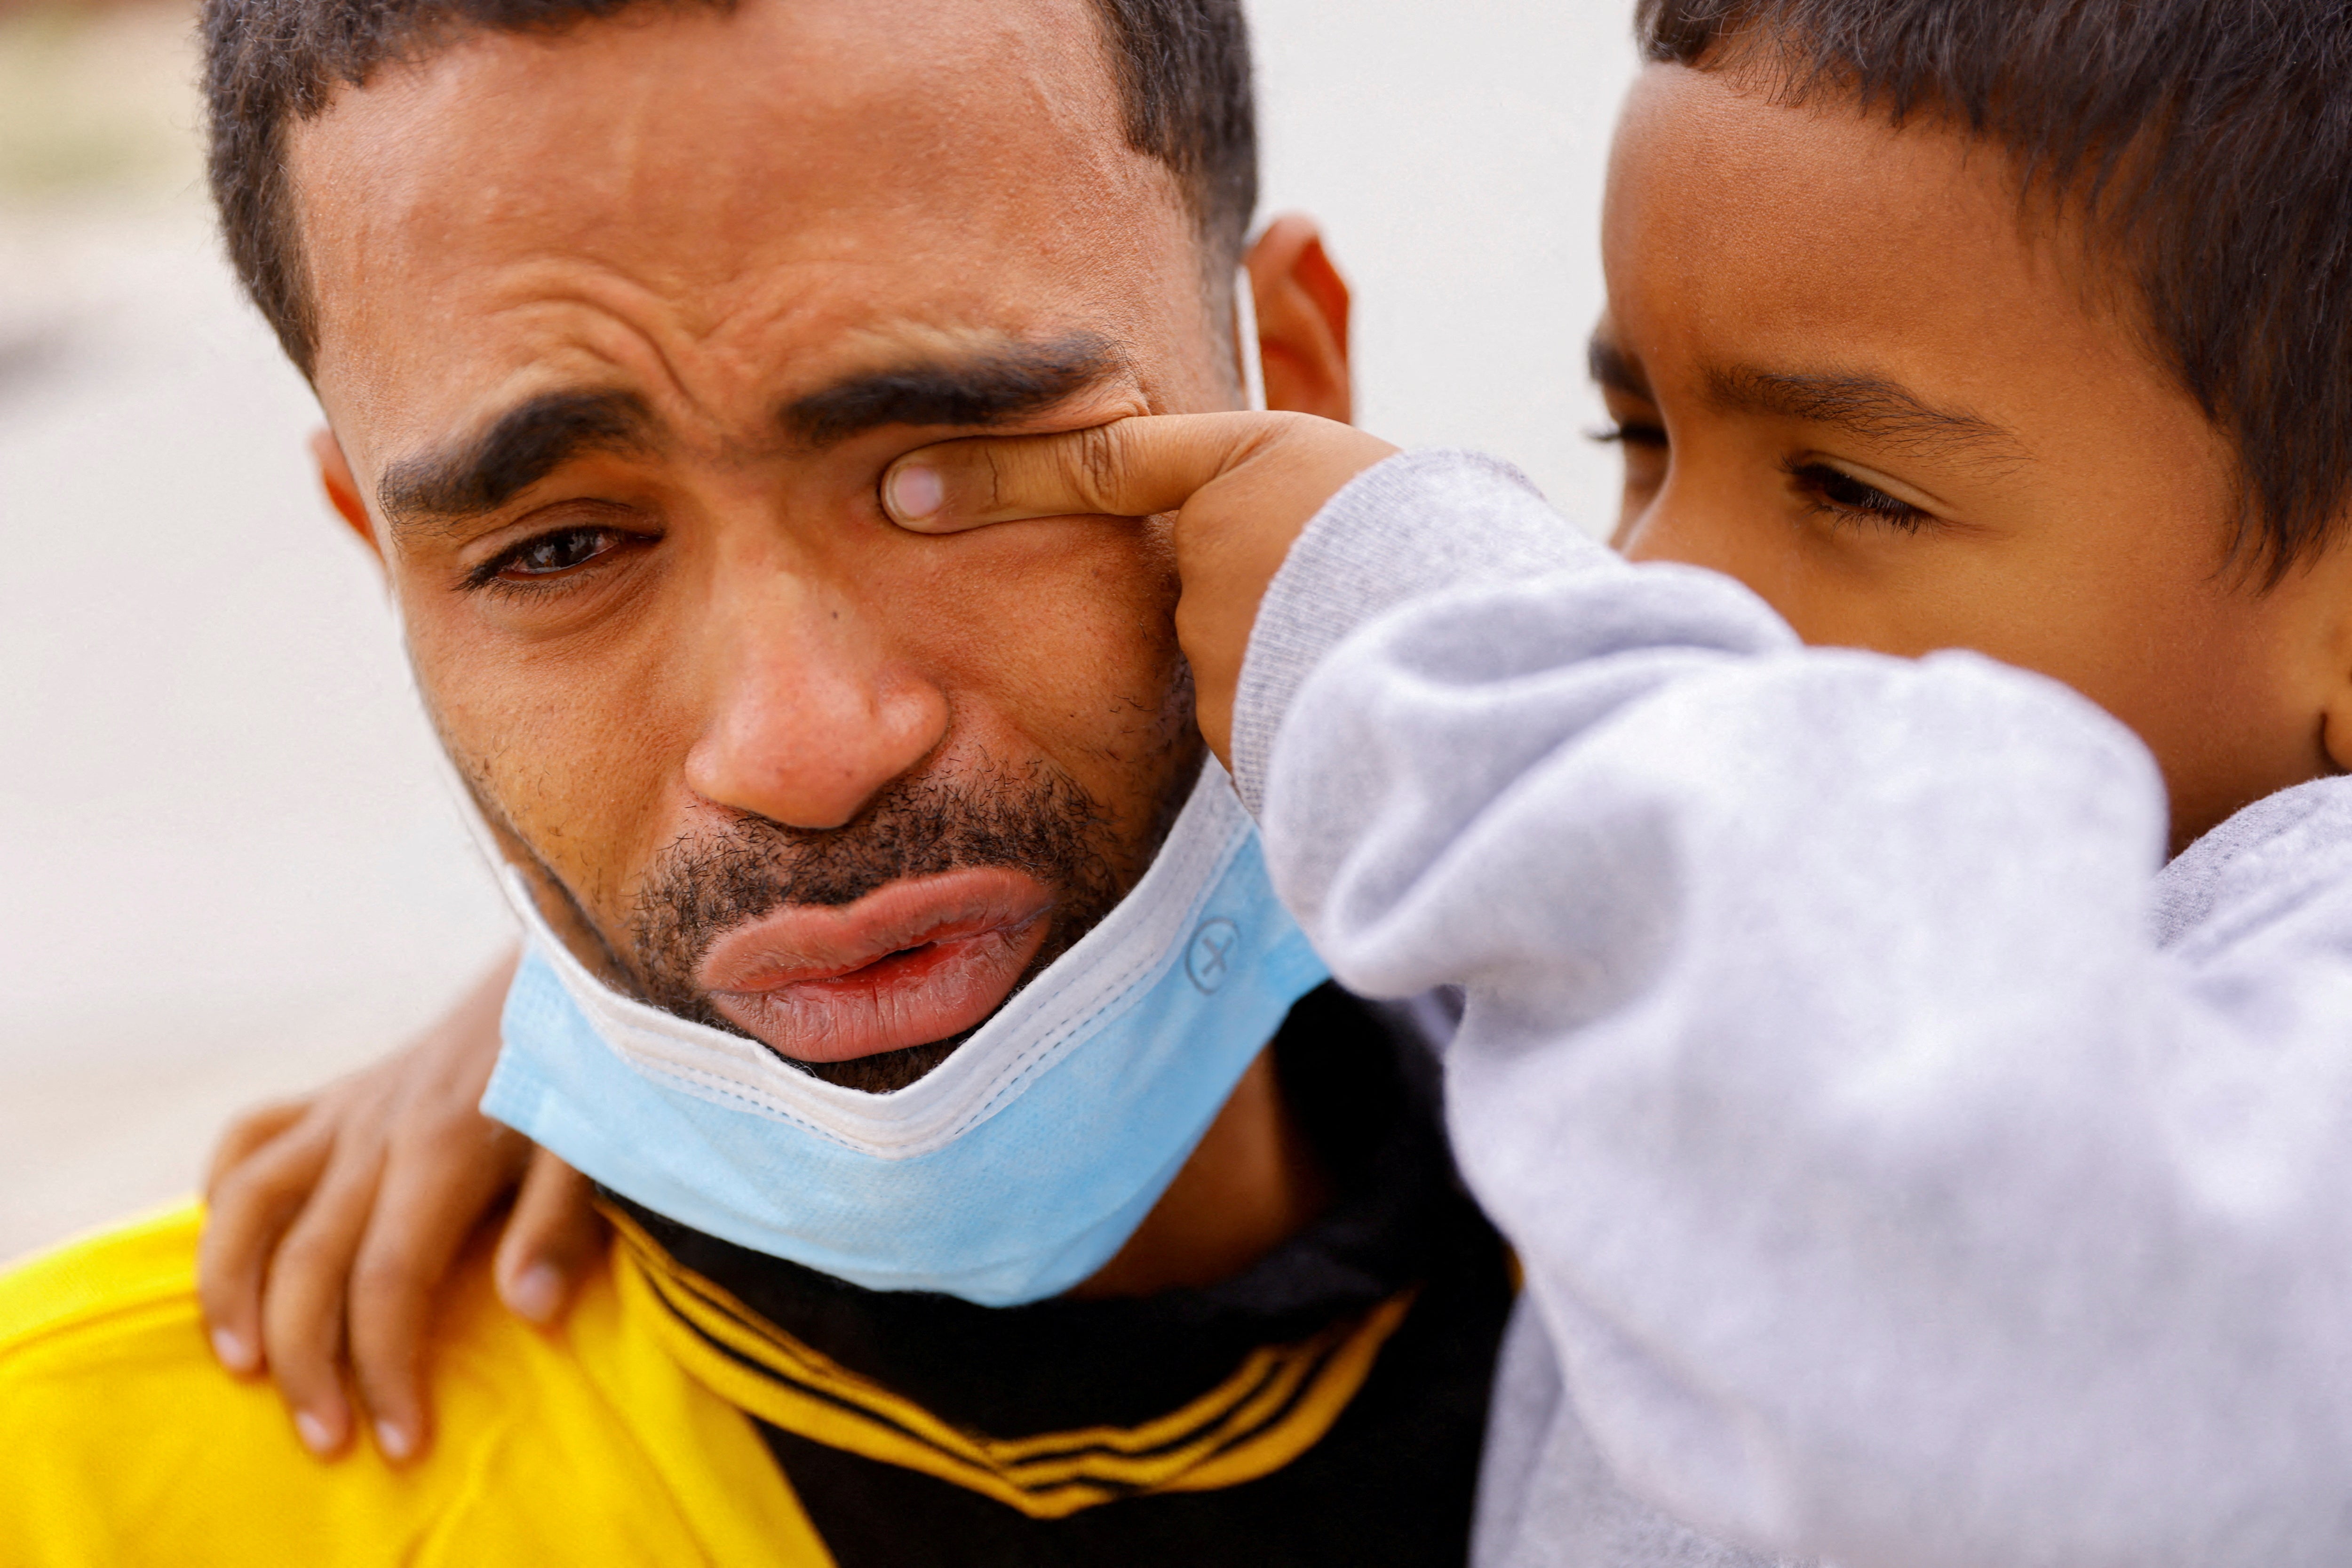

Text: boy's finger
xmin=345 ymin=1122 xmax=531 ymax=1464
xmin=198 ymin=1114 xmax=336 ymax=1377
xmin=882 ymin=412 xmax=1270 ymax=533
xmin=496 ymin=1148 xmax=604 ymax=1325
xmin=259 ymin=1141 xmax=383 ymax=1459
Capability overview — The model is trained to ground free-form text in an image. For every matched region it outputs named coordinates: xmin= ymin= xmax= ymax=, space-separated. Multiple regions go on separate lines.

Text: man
xmin=0 ymin=0 xmax=1512 ymax=1560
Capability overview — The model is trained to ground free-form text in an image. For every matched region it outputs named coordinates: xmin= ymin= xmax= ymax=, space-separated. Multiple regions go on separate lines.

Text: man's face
xmin=294 ymin=0 xmax=1231 ymax=1088
xmin=1600 ymin=63 xmax=2352 ymax=850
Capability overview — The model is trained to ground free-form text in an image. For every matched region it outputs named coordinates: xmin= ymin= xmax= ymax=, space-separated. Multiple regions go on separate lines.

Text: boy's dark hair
xmin=201 ymin=0 xmax=1255 ymax=380
xmin=1639 ymin=0 xmax=2352 ymax=579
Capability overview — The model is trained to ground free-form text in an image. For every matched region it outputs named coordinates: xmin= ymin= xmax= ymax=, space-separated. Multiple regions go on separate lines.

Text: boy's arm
xmin=891 ymin=423 xmax=2352 ymax=1568
xmin=1245 ymin=454 xmax=2352 ymax=1568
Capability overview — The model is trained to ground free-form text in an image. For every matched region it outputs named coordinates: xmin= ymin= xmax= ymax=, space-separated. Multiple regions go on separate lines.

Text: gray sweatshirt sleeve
xmin=1236 ymin=450 xmax=2352 ymax=1568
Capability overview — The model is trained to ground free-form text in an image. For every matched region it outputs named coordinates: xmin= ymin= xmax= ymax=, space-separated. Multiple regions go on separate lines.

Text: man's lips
xmin=692 ymin=867 xmax=1055 ymax=1065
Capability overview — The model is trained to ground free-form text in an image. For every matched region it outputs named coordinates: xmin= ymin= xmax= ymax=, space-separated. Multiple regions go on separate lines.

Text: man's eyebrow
xmin=784 ymin=332 xmax=1129 ymax=449
xmin=1704 ymin=365 xmax=2027 ymax=462
xmin=378 ymin=389 xmax=654 ymax=539
xmin=1587 ymin=335 xmax=1653 ymax=401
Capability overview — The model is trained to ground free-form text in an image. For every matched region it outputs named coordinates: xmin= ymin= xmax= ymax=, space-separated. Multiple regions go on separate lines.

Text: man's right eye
xmin=467 ymin=526 xmax=631 ymax=590
xmin=1592 ymin=421 xmax=1667 ymax=448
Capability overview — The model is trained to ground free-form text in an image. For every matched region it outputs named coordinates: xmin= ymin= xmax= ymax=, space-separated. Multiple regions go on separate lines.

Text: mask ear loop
xmin=1232 ymin=264 xmax=1267 ymax=413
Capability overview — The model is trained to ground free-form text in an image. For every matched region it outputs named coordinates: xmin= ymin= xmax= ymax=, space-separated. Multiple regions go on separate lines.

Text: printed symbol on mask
xmin=1186 ymin=917 xmax=1241 ymax=994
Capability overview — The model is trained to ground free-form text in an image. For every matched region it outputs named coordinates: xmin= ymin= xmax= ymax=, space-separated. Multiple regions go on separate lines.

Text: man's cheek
xmin=420 ymin=653 xmax=682 ymax=924
xmin=999 ymin=608 xmax=1198 ymax=866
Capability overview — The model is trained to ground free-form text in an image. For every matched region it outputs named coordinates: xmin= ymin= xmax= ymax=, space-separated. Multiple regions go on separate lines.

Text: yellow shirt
xmin=0 ymin=1202 xmax=835 ymax=1566
xmin=0 ymin=1199 xmax=1420 ymax=1564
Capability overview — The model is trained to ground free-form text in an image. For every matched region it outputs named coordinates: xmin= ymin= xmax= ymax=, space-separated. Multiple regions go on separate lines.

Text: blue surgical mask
xmin=480 ymin=760 xmax=1329 ymax=1305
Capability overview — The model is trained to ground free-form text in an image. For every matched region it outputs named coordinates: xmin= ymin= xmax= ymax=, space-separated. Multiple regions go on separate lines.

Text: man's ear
xmin=310 ymin=427 xmax=383 ymax=564
xmin=1244 ymin=213 xmax=1352 ymax=423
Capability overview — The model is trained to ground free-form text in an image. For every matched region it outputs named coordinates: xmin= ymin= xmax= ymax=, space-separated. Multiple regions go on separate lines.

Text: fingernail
xmin=210 ymin=1326 xmax=255 ymax=1372
xmin=887 ymin=462 xmax=943 ymax=522
xmin=295 ymin=1409 xmax=338 ymax=1455
xmin=506 ymin=1262 xmax=564 ymax=1324
xmin=375 ymin=1419 xmax=413 ymax=1462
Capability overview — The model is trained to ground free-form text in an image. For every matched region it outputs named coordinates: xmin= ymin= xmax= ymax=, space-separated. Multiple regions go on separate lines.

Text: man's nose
xmin=682 ymin=564 xmax=950 ymax=832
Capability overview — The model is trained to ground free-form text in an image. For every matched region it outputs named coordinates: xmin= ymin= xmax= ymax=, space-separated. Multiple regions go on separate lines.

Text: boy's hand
xmin=197 ymin=950 xmax=603 ymax=1464
xmin=881 ymin=412 xmax=1396 ymax=762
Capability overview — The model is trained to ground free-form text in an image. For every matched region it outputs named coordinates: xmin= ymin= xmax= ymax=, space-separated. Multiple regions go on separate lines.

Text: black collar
xmin=604 ymin=983 xmax=1486 ymax=1438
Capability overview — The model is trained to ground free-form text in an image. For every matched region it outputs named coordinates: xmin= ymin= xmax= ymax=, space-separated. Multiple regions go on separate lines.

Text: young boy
xmin=189 ymin=0 xmax=2352 ymax=1563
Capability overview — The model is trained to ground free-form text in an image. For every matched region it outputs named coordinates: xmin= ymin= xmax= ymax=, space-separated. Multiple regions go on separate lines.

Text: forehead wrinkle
xmin=487 ymin=264 xmax=753 ymax=441
xmin=488 ymin=265 xmax=961 ymax=467
xmin=1705 ymin=363 xmax=2029 ymax=466
xmin=430 ymin=268 xmax=790 ymax=480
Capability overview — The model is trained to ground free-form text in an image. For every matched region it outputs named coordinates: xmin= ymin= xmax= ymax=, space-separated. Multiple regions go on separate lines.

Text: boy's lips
xmin=692 ymin=867 xmax=1056 ymax=1064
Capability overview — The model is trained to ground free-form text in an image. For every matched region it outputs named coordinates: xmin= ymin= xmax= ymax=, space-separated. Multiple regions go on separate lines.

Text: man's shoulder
xmin=0 ymin=1199 xmax=829 ymax=1567
xmin=0 ymin=1202 xmax=346 ymax=1564
xmin=0 ymin=1202 xmax=415 ymax=1564
xmin=0 ymin=1199 xmax=208 ymax=1365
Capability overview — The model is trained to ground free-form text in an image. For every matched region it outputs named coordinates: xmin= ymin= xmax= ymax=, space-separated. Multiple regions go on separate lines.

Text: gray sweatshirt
xmin=1227 ymin=450 xmax=2352 ymax=1568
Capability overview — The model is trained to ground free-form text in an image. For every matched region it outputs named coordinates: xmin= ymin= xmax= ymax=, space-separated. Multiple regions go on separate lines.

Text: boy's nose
xmin=1621 ymin=483 xmax=1750 ymax=578
xmin=682 ymin=564 xmax=949 ymax=832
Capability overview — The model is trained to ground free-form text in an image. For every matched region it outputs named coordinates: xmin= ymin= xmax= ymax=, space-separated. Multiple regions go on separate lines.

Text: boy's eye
xmin=467 ymin=525 xmax=639 ymax=591
xmin=1593 ymin=421 xmax=1668 ymax=448
xmin=1785 ymin=460 xmax=1931 ymax=533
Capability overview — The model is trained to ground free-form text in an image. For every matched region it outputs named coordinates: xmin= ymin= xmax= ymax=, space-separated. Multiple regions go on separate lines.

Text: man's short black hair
xmin=201 ymin=0 xmax=1255 ymax=380
xmin=1639 ymin=0 xmax=2352 ymax=580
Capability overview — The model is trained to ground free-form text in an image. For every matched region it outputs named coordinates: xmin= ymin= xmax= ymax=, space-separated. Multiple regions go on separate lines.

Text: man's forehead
xmin=288 ymin=0 xmax=1193 ymax=401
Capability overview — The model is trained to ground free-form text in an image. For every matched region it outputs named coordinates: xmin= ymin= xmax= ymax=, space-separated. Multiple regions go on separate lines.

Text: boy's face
xmin=1599 ymin=62 xmax=2352 ymax=849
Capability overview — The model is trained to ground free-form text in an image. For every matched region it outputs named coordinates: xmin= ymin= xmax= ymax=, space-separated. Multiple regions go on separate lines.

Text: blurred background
xmin=0 ymin=0 xmax=1639 ymax=1261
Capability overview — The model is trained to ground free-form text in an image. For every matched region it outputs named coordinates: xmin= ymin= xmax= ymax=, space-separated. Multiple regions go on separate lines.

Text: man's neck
xmin=1065 ymin=1048 xmax=1333 ymax=1299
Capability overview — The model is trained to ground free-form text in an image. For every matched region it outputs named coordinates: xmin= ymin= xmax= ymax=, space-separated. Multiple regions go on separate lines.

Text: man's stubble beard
xmin=627 ymin=746 xmax=1201 ymax=1092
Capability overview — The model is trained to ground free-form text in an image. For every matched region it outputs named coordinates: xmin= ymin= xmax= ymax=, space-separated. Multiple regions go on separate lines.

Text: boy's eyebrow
xmin=1704 ymin=365 xmax=2028 ymax=462
xmin=1587 ymin=335 xmax=1654 ymax=400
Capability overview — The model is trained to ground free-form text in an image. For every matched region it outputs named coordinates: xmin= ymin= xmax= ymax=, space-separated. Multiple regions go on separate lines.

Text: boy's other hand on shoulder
xmin=198 ymin=948 xmax=602 ymax=1465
